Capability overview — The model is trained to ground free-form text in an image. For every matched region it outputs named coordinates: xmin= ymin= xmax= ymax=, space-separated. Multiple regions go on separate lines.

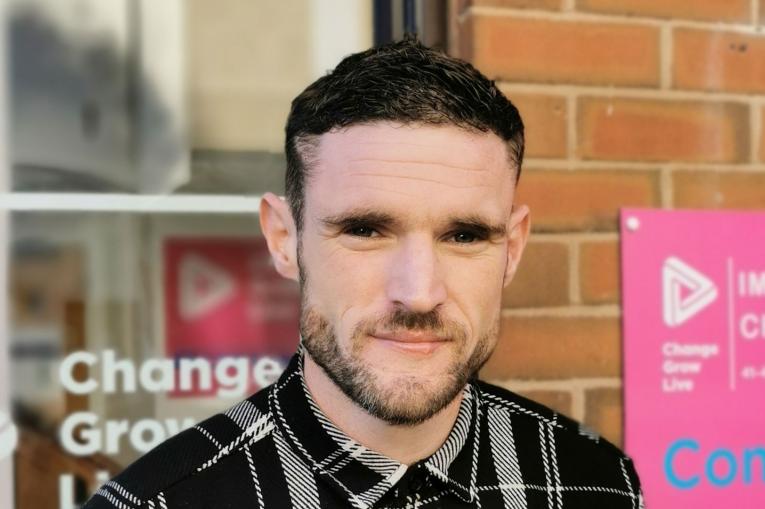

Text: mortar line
xmin=524 ymin=159 xmax=658 ymax=170
xmin=660 ymin=165 xmax=674 ymax=208
xmin=571 ymin=387 xmax=586 ymax=422
xmin=751 ymin=102 xmax=762 ymax=164
xmin=528 ymin=232 xmax=621 ymax=242
xmin=488 ymin=378 xmax=623 ymax=390
xmin=752 ymin=0 xmax=760 ymax=26
xmin=501 ymin=305 xmax=621 ymax=317
xmin=524 ymin=159 xmax=765 ymax=171
xmin=569 ymin=240 xmax=581 ymax=305
xmin=469 ymin=5 xmax=764 ymax=33
xmin=498 ymin=81 xmax=765 ymax=103
xmin=660 ymin=24 xmax=672 ymax=90
xmin=567 ymin=94 xmax=578 ymax=161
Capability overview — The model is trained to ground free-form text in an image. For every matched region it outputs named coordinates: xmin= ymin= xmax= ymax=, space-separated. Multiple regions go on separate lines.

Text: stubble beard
xmin=299 ymin=299 xmax=498 ymax=426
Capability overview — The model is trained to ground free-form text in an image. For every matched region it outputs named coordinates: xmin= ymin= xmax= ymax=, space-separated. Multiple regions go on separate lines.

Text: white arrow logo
xmin=662 ymin=256 xmax=718 ymax=327
xmin=0 ymin=411 xmax=18 ymax=462
xmin=179 ymin=254 xmax=235 ymax=320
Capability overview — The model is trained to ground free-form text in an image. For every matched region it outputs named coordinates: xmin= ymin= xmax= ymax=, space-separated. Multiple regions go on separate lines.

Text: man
xmin=85 ymin=38 xmax=642 ymax=508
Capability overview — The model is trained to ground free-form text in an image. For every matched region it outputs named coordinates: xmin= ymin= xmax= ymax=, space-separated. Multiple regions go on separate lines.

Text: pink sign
xmin=621 ymin=209 xmax=765 ymax=508
xmin=164 ymin=237 xmax=300 ymax=395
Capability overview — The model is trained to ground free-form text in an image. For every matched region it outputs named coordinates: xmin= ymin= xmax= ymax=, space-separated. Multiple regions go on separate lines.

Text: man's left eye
xmin=346 ymin=226 xmax=378 ymax=237
xmin=452 ymin=231 xmax=478 ymax=243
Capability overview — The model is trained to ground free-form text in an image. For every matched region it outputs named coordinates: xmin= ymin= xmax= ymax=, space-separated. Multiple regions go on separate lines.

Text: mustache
xmin=356 ymin=308 xmax=468 ymax=342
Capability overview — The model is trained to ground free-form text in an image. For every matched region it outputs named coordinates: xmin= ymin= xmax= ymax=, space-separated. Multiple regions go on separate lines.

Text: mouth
xmin=370 ymin=330 xmax=450 ymax=355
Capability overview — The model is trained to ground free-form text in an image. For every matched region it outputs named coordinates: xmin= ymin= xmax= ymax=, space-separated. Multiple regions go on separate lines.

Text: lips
xmin=370 ymin=330 xmax=449 ymax=354
xmin=373 ymin=329 xmax=449 ymax=342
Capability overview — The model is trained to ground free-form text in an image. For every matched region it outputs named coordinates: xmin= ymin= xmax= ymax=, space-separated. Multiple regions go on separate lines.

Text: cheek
xmin=302 ymin=240 xmax=388 ymax=319
xmin=445 ymin=255 xmax=506 ymax=330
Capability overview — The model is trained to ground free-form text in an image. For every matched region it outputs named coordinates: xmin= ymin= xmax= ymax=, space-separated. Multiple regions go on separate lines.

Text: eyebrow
xmin=321 ymin=210 xmax=399 ymax=230
xmin=450 ymin=215 xmax=507 ymax=238
xmin=320 ymin=209 xmax=506 ymax=237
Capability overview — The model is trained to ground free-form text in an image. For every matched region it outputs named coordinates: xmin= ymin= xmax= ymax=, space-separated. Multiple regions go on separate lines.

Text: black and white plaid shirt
xmin=84 ymin=351 xmax=644 ymax=508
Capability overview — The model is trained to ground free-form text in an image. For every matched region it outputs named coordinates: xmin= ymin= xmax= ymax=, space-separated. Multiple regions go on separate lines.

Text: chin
xmin=360 ymin=372 xmax=464 ymax=425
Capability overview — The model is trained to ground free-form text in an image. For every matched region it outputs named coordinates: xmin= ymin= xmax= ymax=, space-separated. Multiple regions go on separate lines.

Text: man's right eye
xmin=346 ymin=226 xmax=378 ymax=238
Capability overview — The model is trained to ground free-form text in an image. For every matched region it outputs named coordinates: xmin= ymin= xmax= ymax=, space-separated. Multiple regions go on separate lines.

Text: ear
xmin=260 ymin=192 xmax=299 ymax=282
xmin=502 ymin=204 xmax=530 ymax=288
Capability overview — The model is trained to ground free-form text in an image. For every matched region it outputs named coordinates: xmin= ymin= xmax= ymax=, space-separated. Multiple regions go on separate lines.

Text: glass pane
xmin=9 ymin=211 xmax=300 ymax=507
xmin=9 ymin=0 xmax=372 ymax=194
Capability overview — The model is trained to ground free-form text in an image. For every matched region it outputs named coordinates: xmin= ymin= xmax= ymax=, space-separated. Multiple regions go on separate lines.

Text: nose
xmin=385 ymin=234 xmax=447 ymax=313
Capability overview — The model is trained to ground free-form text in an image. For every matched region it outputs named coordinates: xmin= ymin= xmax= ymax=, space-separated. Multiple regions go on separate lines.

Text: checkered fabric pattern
xmin=83 ymin=350 xmax=644 ymax=508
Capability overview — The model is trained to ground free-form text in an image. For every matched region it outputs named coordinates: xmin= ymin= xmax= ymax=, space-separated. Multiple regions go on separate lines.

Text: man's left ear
xmin=503 ymin=204 xmax=531 ymax=288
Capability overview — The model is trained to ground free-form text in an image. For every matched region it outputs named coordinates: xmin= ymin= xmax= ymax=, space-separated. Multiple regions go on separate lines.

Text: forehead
xmin=305 ymin=122 xmax=516 ymax=221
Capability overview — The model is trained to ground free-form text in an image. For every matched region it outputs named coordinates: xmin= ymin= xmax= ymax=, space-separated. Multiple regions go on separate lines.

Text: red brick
xmin=483 ymin=316 xmax=622 ymax=379
xmin=578 ymin=0 xmax=750 ymax=23
xmin=465 ymin=15 xmax=660 ymax=86
xmin=585 ymin=388 xmax=623 ymax=447
xmin=515 ymin=169 xmax=660 ymax=232
xmin=471 ymin=0 xmax=562 ymax=9
xmin=502 ymin=241 xmax=569 ymax=308
xmin=578 ymin=97 xmax=749 ymax=163
xmin=674 ymin=29 xmax=765 ymax=93
xmin=673 ymin=171 xmax=765 ymax=208
xmin=579 ymin=240 xmax=621 ymax=304
xmin=518 ymin=390 xmax=573 ymax=417
xmin=503 ymin=91 xmax=568 ymax=159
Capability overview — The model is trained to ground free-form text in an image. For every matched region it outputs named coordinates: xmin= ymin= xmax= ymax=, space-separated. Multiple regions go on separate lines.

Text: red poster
xmin=164 ymin=237 xmax=299 ymax=395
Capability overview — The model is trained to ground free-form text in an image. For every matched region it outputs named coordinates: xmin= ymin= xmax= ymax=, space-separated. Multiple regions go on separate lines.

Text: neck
xmin=303 ymin=353 xmax=463 ymax=465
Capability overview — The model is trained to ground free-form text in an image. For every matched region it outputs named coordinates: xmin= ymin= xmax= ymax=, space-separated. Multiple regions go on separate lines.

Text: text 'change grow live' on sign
xmin=621 ymin=209 xmax=765 ymax=508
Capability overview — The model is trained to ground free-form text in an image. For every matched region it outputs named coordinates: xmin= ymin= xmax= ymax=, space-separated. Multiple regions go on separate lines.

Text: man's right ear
xmin=259 ymin=192 xmax=299 ymax=282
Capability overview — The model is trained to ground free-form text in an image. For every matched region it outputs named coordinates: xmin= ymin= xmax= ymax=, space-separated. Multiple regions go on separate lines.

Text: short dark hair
xmin=284 ymin=37 xmax=524 ymax=231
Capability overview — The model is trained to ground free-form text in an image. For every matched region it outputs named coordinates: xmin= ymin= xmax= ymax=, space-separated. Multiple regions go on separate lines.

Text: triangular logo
xmin=662 ymin=256 xmax=717 ymax=327
xmin=179 ymin=254 xmax=235 ymax=320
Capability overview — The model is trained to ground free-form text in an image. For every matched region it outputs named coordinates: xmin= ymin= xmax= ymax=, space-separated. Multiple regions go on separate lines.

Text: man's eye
xmin=452 ymin=231 xmax=479 ymax=243
xmin=347 ymin=226 xmax=378 ymax=238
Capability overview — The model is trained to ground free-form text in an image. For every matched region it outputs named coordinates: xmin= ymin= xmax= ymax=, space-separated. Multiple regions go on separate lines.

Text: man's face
xmin=295 ymin=122 xmax=528 ymax=425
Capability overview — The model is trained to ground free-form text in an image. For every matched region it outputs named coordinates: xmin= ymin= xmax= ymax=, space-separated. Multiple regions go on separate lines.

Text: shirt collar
xmin=268 ymin=349 xmax=480 ymax=508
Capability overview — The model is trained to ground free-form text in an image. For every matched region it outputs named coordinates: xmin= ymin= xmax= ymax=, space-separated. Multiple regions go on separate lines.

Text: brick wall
xmin=453 ymin=0 xmax=765 ymax=447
